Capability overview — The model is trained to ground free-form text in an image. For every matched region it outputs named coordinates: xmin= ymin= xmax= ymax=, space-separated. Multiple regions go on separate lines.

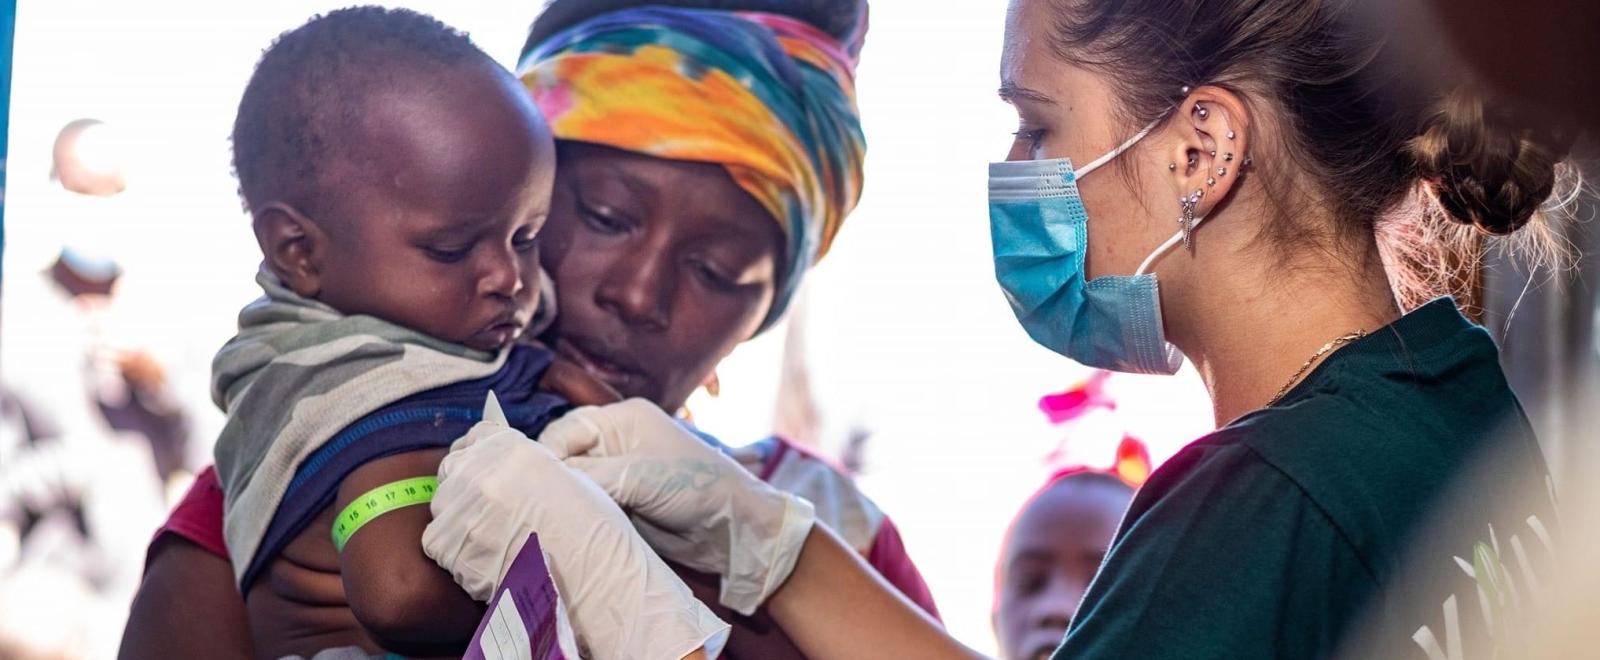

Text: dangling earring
xmin=1179 ymin=189 xmax=1203 ymax=252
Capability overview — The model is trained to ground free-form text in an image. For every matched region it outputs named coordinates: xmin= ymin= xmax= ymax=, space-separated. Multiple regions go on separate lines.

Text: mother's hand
xmin=540 ymin=399 xmax=817 ymax=615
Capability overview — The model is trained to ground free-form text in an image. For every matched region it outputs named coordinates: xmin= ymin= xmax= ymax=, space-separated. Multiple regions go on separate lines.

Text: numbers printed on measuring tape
xmin=331 ymin=476 xmax=439 ymax=552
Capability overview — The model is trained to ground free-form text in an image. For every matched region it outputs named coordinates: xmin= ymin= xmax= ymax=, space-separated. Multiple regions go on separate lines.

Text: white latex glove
xmin=423 ymin=395 xmax=728 ymax=660
xmin=541 ymin=398 xmax=817 ymax=616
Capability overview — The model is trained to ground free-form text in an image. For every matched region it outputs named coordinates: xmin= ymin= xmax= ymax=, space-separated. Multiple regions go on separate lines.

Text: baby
xmin=211 ymin=7 xmax=575 ymax=657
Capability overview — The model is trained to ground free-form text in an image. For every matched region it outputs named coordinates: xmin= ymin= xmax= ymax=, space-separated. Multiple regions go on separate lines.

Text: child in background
xmin=211 ymin=7 xmax=720 ymax=658
xmin=993 ymin=468 xmax=1134 ymax=660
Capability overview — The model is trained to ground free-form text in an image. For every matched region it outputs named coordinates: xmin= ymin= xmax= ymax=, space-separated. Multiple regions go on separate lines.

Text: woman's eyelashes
xmin=1013 ymin=127 xmax=1049 ymax=157
xmin=576 ymin=198 xmax=631 ymax=235
xmin=690 ymin=258 xmax=738 ymax=290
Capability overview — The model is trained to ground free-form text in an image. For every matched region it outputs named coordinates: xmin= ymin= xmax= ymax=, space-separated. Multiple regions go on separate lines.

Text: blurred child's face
xmin=265 ymin=63 xmax=555 ymax=352
xmin=994 ymin=475 xmax=1132 ymax=660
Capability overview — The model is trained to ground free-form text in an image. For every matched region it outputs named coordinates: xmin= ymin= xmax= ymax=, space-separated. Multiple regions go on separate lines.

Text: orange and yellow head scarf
xmin=518 ymin=6 xmax=866 ymax=328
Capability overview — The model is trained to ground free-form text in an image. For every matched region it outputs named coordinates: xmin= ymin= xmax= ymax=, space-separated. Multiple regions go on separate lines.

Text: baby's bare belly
xmin=245 ymin=506 xmax=382 ymax=659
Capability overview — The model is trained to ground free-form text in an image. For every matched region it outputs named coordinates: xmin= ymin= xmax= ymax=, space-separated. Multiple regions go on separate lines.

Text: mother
xmin=430 ymin=0 xmax=1574 ymax=658
xmin=119 ymin=1 xmax=938 ymax=658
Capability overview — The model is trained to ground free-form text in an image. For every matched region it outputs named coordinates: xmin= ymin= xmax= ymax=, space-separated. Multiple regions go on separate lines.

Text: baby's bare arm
xmin=336 ymin=448 xmax=484 ymax=655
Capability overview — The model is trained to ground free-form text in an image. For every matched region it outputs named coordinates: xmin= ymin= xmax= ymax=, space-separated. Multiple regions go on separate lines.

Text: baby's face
xmin=310 ymin=65 xmax=555 ymax=351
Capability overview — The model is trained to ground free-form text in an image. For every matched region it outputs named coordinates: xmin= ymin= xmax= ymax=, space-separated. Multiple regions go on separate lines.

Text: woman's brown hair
xmin=1044 ymin=0 xmax=1576 ymax=313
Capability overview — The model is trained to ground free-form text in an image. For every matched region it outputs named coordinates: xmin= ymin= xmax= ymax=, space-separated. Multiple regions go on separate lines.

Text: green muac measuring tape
xmin=330 ymin=393 xmax=506 ymax=552
xmin=332 ymin=476 xmax=438 ymax=552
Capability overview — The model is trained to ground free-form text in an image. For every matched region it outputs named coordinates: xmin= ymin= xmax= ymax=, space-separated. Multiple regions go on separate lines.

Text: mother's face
xmin=539 ymin=141 xmax=785 ymax=412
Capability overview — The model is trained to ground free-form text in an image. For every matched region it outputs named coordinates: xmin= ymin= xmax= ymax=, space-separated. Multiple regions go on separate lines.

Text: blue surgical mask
xmin=988 ymin=125 xmax=1190 ymax=375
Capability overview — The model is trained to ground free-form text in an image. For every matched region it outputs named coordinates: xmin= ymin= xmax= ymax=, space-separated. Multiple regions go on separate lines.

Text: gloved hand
xmin=541 ymin=398 xmax=817 ymax=616
xmin=423 ymin=395 xmax=728 ymax=660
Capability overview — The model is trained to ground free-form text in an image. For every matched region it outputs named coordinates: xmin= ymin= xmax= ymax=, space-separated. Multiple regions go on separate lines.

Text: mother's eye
xmin=577 ymin=200 xmax=629 ymax=235
xmin=690 ymin=259 xmax=738 ymax=290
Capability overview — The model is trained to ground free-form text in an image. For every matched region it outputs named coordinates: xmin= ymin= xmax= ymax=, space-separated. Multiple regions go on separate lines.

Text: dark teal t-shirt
xmin=1053 ymin=298 xmax=1556 ymax=659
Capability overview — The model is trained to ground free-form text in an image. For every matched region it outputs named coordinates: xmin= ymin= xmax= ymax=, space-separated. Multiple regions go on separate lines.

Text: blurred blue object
xmin=0 ymin=0 xmax=13 ymax=273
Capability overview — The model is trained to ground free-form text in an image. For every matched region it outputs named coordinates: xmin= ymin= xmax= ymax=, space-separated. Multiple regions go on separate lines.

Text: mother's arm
xmin=119 ymin=525 xmax=253 ymax=660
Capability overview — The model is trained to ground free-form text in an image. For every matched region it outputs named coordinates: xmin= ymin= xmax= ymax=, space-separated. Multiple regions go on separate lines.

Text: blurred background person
xmin=0 ymin=119 xmax=185 ymax=659
xmin=992 ymin=467 xmax=1135 ymax=660
xmin=994 ymin=372 xmax=1147 ymax=660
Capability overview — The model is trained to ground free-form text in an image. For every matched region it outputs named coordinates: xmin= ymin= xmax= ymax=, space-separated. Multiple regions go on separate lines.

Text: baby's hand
xmin=539 ymin=356 xmax=623 ymax=406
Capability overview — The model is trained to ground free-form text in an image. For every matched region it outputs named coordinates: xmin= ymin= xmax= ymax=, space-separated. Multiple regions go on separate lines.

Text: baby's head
xmin=233 ymin=7 xmax=554 ymax=351
xmin=994 ymin=469 xmax=1133 ymax=660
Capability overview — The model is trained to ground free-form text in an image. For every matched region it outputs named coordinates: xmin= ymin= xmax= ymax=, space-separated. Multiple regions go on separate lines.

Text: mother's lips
xmin=555 ymin=337 xmax=644 ymax=387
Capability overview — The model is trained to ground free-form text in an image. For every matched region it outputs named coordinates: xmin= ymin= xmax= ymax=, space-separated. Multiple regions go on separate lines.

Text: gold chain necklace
xmin=1266 ymin=330 xmax=1367 ymax=406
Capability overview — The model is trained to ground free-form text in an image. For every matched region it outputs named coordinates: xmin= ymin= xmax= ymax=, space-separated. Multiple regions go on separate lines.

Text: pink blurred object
xmin=1038 ymin=371 xmax=1156 ymax=487
xmin=1037 ymin=371 xmax=1115 ymax=424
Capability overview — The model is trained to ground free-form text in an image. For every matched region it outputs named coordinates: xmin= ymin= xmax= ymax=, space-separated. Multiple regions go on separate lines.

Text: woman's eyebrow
xmin=583 ymin=162 xmax=656 ymax=205
xmin=999 ymin=81 xmax=1056 ymax=105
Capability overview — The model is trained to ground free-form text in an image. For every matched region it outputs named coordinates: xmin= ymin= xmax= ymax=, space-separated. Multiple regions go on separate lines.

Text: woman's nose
xmin=594 ymin=250 xmax=671 ymax=331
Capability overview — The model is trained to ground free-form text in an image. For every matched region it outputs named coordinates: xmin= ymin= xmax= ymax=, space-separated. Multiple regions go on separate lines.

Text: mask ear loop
xmin=1076 ymin=120 xmax=1160 ymax=178
xmin=1136 ymin=212 xmax=1205 ymax=276
xmin=1085 ymin=112 xmax=1192 ymax=277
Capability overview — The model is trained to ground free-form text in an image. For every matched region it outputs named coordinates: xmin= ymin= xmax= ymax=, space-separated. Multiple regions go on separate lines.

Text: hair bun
xmin=1407 ymin=89 xmax=1570 ymax=236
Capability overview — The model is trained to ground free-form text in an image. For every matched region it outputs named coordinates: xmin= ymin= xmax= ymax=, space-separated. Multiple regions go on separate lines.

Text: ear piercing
xmin=1217 ymin=166 xmax=1227 ymax=176
xmin=1169 ymin=162 xmax=1178 ymax=171
xmin=1226 ymin=130 xmax=1236 ymax=139
xmin=1224 ymin=152 xmax=1234 ymax=162
xmin=1179 ymin=189 xmax=1203 ymax=252
xmin=1194 ymin=104 xmax=1209 ymax=120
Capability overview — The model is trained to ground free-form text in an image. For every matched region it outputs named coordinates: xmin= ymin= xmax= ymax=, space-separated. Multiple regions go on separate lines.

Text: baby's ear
xmin=252 ymin=202 xmax=325 ymax=298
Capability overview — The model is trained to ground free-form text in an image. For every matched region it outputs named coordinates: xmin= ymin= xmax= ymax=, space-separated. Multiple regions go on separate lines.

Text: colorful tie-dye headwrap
xmin=519 ymin=6 xmax=867 ymax=328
